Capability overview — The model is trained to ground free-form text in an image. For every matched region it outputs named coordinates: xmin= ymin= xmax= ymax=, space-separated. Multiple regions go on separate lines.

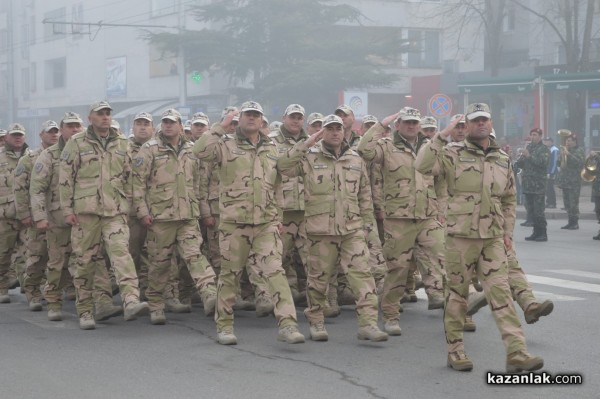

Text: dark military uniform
xmin=515 ymin=141 xmax=549 ymax=239
xmin=557 ymin=145 xmax=585 ymax=228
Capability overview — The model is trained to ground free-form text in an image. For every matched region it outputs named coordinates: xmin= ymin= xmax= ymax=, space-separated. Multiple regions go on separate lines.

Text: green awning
xmin=458 ymin=77 xmax=535 ymax=94
xmin=542 ymin=72 xmax=600 ymax=92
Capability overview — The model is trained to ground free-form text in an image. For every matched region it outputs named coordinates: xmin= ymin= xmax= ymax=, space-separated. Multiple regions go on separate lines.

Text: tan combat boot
xmin=277 ymin=324 xmax=305 ymax=344
xmin=309 ymin=321 xmax=329 ymax=342
xmin=79 ymin=312 xmax=96 ymax=330
xmin=201 ymin=291 xmax=217 ymax=317
xmin=524 ymin=300 xmax=553 ymax=324
xmin=0 ymin=289 xmax=10 ymax=303
xmin=124 ymin=300 xmax=150 ymax=321
xmin=447 ymin=350 xmax=473 ymax=371
xmin=29 ymin=297 xmax=43 ymax=312
xmin=323 ymin=287 xmax=341 ymax=318
xmin=506 ymin=351 xmax=544 ymax=373
xmin=150 ymin=309 xmax=167 ymax=325
xmin=165 ymin=298 xmax=191 ymax=313
xmin=217 ymin=329 xmax=237 ymax=345
xmin=466 ymin=291 xmax=487 ymax=316
xmin=95 ymin=301 xmax=123 ymax=321
xmin=47 ymin=304 xmax=62 ymax=321
xmin=383 ymin=320 xmax=402 ymax=336
xmin=255 ymin=296 xmax=274 ymax=318
xmin=427 ymin=294 xmax=444 ymax=310
xmin=463 ymin=315 xmax=476 ymax=332
xmin=357 ymin=325 xmax=389 ymax=342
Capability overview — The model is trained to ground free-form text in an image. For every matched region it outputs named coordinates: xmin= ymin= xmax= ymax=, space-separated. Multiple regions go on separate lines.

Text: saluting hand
xmin=381 ymin=111 xmax=401 ymax=128
xmin=304 ymin=128 xmax=324 ymax=147
xmin=439 ymin=114 xmax=464 ymax=139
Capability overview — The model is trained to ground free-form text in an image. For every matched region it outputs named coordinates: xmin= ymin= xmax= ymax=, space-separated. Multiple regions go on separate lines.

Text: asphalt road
xmin=1 ymin=219 xmax=598 ymax=399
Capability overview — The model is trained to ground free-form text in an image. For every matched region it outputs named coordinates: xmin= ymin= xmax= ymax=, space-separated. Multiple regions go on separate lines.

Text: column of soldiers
xmin=0 ymin=99 xmax=556 ymax=373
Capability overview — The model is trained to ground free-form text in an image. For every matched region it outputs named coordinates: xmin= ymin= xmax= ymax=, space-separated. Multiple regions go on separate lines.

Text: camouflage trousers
xmin=561 ymin=185 xmax=581 ymax=219
xmin=524 ymin=193 xmax=547 ymax=228
xmin=445 ymin=236 xmax=526 ymax=355
xmin=207 ymin=214 xmax=270 ymax=300
xmin=216 ymin=222 xmax=298 ymax=331
xmin=128 ymin=217 xmax=149 ymax=292
xmin=507 ymin=247 xmax=537 ymax=311
xmin=381 ymin=218 xmax=445 ymax=321
xmin=0 ymin=218 xmax=25 ymax=291
xmin=281 ymin=210 xmax=307 ymax=293
xmin=145 ymin=219 xmax=216 ymax=312
xmin=304 ymin=230 xmax=378 ymax=327
xmin=22 ymin=227 xmax=48 ymax=302
xmin=44 ymin=225 xmax=113 ymax=310
xmin=412 ymin=244 xmax=446 ymax=299
xmin=71 ymin=214 xmax=140 ymax=316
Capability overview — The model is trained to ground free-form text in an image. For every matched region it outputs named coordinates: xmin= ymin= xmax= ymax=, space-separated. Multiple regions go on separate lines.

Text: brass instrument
xmin=581 ymin=153 xmax=598 ymax=182
xmin=557 ymin=129 xmax=572 ymax=166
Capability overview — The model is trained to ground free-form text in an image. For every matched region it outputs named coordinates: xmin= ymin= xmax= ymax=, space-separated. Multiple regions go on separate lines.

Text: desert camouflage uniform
xmin=269 ymin=125 xmax=309 ymax=295
xmin=127 ymin=136 xmax=150 ymax=294
xmin=415 ymin=133 xmax=527 ymax=356
xmin=14 ymin=147 xmax=48 ymax=303
xmin=277 ymin=139 xmax=380 ymax=327
xmin=31 ymin=137 xmax=115 ymax=311
xmin=132 ymin=132 xmax=216 ymax=313
xmin=357 ymin=123 xmax=446 ymax=323
xmin=193 ymin=127 xmax=299 ymax=332
xmin=0 ymin=143 xmax=29 ymax=298
xmin=60 ymin=126 xmax=141 ymax=316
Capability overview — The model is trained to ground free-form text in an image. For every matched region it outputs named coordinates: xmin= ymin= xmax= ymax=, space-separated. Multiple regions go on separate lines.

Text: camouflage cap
xmin=322 ymin=114 xmax=343 ymax=127
xmin=450 ymin=114 xmax=466 ymax=125
xmin=269 ymin=121 xmax=282 ymax=131
xmin=362 ymin=115 xmax=379 ymax=125
xmin=334 ymin=104 xmax=354 ymax=116
xmin=42 ymin=120 xmax=59 ymax=132
xmin=307 ymin=112 xmax=324 ymax=125
xmin=232 ymin=114 xmax=240 ymax=123
xmin=490 ymin=128 xmax=496 ymax=139
xmin=262 ymin=115 xmax=269 ymax=125
xmin=89 ymin=100 xmax=112 ymax=113
xmin=420 ymin=116 xmax=437 ymax=129
xmin=191 ymin=111 xmax=209 ymax=125
xmin=397 ymin=107 xmax=421 ymax=122
xmin=134 ymin=112 xmax=153 ymax=122
xmin=111 ymin=120 xmax=121 ymax=130
xmin=284 ymin=103 xmax=305 ymax=116
xmin=8 ymin=123 xmax=26 ymax=135
xmin=161 ymin=108 xmax=182 ymax=122
xmin=240 ymin=101 xmax=264 ymax=115
xmin=0 ymin=129 xmax=7 ymax=137
xmin=465 ymin=103 xmax=491 ymax=120
xmin=62 ymin=111 xmax=83 ymax=124
xmin=184 ymin=120 xmax=192 ymax=131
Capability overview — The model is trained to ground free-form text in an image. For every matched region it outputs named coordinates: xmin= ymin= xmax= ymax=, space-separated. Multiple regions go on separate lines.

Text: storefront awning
xmin=458 ymin=76 xmax=535 ymax=94
xmin=541 ymin=72 xmax=600 ymax=92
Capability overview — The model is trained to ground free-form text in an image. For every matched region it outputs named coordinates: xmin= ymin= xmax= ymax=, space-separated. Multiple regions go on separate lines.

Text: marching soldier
xmin=415 ymin=103 xmax=543 ymax=373
xmin=14 ymin=120 xmax=59 ymax=310
xmin=0 ymin=129 xmax=7 ymax=148
xmin=306 ymin=113 xmax=324 ymax=136
xmin=515 ymin=128 xmax=550 ymax=242
xmin=190 ymin=112 xmax=210 ymax=142
xmin=0 ymin=123 xmax=29 ymax=303
xmin=194 ymin=101 xmax=305 ymax=345
xmin=60 ymin=101 xmax=149 ymax=329
xmin=557 ymin=132 xmax=585 ymax=230
xmin=132 ymin=108 xmax=217 ymax=324
xmin=357 ymin=108 xmax=446 ymax=336
xmin=277 ymin=114 xmax=388 ymax=342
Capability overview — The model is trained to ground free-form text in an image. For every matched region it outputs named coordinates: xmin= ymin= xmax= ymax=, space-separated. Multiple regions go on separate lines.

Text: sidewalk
xmin=516 ymin=184 xmax=596 ymax=220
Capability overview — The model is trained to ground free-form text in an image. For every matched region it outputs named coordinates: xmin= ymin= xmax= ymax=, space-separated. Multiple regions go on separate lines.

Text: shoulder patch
xmin=133 ymin=156 xmax=144 ymax=168
xmin=14 ymin=164 xmax=25 ymax=177
xmin=61 ymin=151 xmax=70 ymax=161
xmin=34 ymin=162 xmax=44 ymax=173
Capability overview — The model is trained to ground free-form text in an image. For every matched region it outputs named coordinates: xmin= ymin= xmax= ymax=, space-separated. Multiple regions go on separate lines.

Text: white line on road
xmin=532 ymin=290 xmax=584 ymax=302
xmin=545 ymin=269 xmax=600 ymax=280
xmin=527 ymin=275 xmax=600 ymax=293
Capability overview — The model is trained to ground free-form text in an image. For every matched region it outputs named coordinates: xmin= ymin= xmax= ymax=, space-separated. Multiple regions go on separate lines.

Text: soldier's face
xmin=191 ymin=122 xmax=208 ymax=140
xmin=133 ymin=119 xmax=154 ymax=143
xmin=307 ymin=121 xmax=322 ymax=136
xmin=335 ymin=111 xmax=355 ymax=130
xmin=467 ymin=117 xmax=492 ymax=140
xmin=61 ymin=122 xmax=82 ymax=141
xmin=396 ymin=119 xmax=420 ymax=141
xmin=566 ymin=136 xmax=576 ymax=147
xmin=238 ymin=111 xmax=262 ymax=133
xmin=530 ymin=131 xmax=542 ymax=144
xmin=40 ymin=128 xmax=59 ymax=147
xmin=283 ymin=113 xmax=304 ymax=135
xmin=322 ymin=123 xmax=344 ymax=147
xmin=450 ymin=123 xmax=466 ymax=142
xmin=422 ymin=127 xmax=436 ymax=138
xmin=161 ymin=119 xmax=182 ymax=138
xmin=5 ymin=133 xmax=25 ymax=150
xmin=88 ymin=108 xmax=112 ymax=132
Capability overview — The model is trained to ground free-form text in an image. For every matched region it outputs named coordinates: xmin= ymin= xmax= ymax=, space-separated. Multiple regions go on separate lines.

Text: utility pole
xmin=177 ymin=0 xmax=187 ymax=109
xmin=6 ymin=0 xmax=14 ymax=123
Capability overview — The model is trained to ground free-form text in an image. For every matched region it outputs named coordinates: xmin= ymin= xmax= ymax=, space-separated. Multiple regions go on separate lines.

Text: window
xmin=151 ymin=0 xmax=177 ymax=18
xmin=406 ymin=30 xmax=440 ymax=69
xmin=44 ymin=8 xmax=67 ymax=41
xmin=45 ymin=57 xmax=66 ymax=89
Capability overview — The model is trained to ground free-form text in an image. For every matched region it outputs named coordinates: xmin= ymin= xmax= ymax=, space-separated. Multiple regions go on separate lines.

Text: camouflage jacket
xmin=13 ymin=147 xmax=43 ymax=221
xmin=515 ymin=141 xmax=549 ymax=194
xmin=132 ymin=133 xmax=200 ymax=221
xmin=59 ymin=126 xmax=131 ymax=217
xmin=127 ymin=136 xmax=146 ymax=217
xmin=0 ymin=143 xmax=29 ymax=219
xmin=557 ymin=145 xmax=585 ymax=189
xmin=415 ymin=134 xmax=516 ymax=239
xmin=193 ymin=127 xmax=281 ymax=225
xmin=268 ymin=126 xmax=308 ymax=212
xmin=347 ymin=131 xmax=362 ymax=149
xmin=357 ymin=123 xmax=439 ymax=219
xmin=197 ymin=124 xmax=227 ymax=219
xmin=30 ymin=138 xmax=69 ymax=227
xmin=277 ymin=140 xmax=375 ymax=236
